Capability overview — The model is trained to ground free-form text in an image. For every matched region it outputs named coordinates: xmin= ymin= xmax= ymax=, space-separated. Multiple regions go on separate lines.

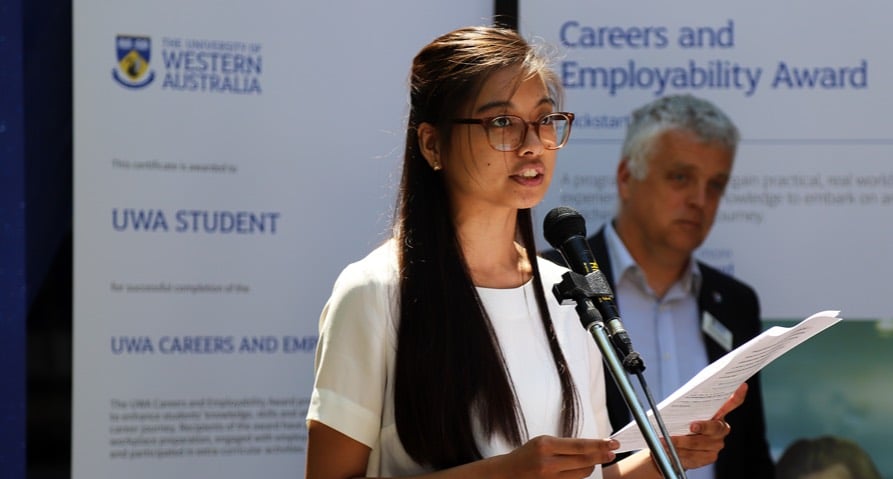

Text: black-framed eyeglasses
xmin=452 ymin=112 xmax=575 ymax=152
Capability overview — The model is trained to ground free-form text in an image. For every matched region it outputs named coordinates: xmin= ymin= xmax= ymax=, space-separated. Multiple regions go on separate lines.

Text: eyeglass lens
xmin=488 ymin=114 xmax=570 ymax=151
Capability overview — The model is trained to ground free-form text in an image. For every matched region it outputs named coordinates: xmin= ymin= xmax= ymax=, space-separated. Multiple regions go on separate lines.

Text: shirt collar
xmin=603 ymin=220 xmax=702 ymax=296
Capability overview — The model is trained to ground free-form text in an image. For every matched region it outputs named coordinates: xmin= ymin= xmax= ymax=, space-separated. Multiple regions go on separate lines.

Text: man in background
xmin=544 ymin=94 xmax=775 ymax=479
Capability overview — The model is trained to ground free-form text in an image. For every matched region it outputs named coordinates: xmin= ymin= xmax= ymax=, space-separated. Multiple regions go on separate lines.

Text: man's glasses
xmin=452 ymin=112 xmax=575 ymax=152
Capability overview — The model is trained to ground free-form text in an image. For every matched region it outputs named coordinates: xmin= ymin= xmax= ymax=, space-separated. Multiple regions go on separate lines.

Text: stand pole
xmin=586 ymin=320 xmax=682 ymax=478
xmin=556 ymin=272 xmax=686 ymax=479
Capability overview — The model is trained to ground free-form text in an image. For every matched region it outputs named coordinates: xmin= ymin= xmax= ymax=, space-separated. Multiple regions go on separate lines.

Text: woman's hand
xmin=668 ymin=382 xmax=748 ymax=470
xmin=491 ymin=435 xmax=619 ymax=479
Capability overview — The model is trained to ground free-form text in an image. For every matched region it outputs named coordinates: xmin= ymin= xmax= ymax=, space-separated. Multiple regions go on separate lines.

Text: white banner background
xmin=72 ymin=2 xmax=491 ymax=478
xmin=520 ymin=0 xmax=893 ymax=320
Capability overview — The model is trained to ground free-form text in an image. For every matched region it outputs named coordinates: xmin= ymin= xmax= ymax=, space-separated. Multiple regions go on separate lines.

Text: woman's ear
xmin=417 ymin=122 xmax=442 ymax=171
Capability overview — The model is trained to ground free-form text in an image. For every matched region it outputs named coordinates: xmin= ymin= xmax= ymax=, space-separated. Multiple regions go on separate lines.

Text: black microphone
xmin=543 ymin=206 xmax=637 ymax=363
xmin=543 ymin=206 xmax=599 ymax=274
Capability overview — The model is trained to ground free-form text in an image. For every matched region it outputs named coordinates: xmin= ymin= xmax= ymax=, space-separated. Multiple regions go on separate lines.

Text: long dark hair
xmin=393 ymin=26 xmax=580 ymax=469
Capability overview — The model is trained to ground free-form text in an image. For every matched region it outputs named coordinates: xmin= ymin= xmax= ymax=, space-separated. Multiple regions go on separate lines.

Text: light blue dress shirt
xmin=603 ymin=222 xmax=715 ymax=479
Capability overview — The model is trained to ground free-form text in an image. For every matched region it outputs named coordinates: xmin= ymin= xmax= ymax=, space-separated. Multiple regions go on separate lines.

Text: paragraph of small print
xmin=108 ymin=396 xmax=309 ymax=460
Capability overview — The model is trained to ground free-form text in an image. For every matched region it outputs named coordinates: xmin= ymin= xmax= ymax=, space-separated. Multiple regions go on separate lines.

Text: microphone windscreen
xmin=543 ymin=206 xmax=587 ymax=249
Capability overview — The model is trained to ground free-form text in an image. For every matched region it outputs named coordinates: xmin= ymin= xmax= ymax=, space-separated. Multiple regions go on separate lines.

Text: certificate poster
xmin=72 ymin=2 xmax=490 ymax=478
xmin=519 ymin=0 xmax=893 ymax=475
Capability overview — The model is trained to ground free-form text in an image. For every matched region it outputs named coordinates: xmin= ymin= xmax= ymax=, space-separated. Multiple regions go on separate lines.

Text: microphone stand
xmin=552 ymin=270 xmax=687 ymax=479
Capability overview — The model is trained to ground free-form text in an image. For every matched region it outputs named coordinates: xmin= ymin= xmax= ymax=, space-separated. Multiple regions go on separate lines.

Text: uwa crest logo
xmin=112 ymin=35 xmax=155 ymax=89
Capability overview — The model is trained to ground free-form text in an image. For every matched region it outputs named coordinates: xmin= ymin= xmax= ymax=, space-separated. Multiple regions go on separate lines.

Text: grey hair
xmin=621 ymin=94 xmax=739 ymax=179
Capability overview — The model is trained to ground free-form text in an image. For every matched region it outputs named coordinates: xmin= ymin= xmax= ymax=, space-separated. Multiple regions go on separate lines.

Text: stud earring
xmin=432 ymin=162 xmax=442 ymax=171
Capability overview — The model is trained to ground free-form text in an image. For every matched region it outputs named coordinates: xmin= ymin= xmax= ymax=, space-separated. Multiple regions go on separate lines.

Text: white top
xmin=307 ymin=240 xmax=611 ymax=478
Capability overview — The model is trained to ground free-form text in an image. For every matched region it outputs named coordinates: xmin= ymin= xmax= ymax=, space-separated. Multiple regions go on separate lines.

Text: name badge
xmin=702 ymin=311 xmax=733 ymax=352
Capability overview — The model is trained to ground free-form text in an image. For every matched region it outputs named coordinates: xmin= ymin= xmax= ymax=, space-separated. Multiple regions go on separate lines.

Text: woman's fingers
xmin=711 ymin=382 xmax=748 ymax=421
xmin=502 ymin=435 xmax=620 ymax=479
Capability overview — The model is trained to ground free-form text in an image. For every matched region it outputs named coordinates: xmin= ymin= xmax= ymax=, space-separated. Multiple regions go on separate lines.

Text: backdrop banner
xmin=519 ymin=0 xmax=892 ymax=474
xmin=72 ymin=2 xmax=491 ymax=477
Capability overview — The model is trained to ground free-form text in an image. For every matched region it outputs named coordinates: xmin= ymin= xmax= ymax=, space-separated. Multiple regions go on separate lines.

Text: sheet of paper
xmin=609 ymin=310 xmax=841 ymax=452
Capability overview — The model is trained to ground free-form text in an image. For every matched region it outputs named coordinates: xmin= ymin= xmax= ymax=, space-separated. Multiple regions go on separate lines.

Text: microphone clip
xmin=551 ymin=269 xmax=614 ymax=309
xmin=552 ymin=270 xmax=645 ymax=374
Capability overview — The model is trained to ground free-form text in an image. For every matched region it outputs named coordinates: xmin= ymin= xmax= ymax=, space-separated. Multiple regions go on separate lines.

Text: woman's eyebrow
xmin=474 ymin=96 xmax=555 ymax=115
